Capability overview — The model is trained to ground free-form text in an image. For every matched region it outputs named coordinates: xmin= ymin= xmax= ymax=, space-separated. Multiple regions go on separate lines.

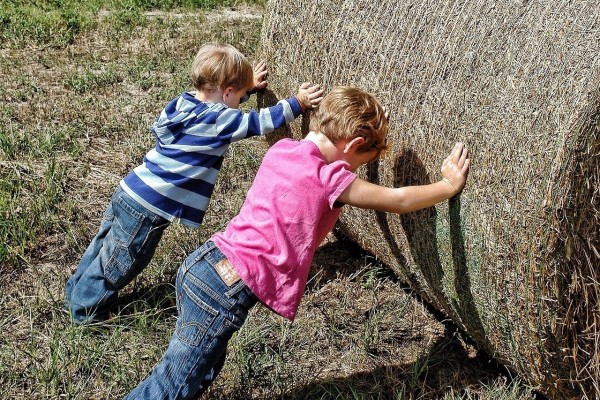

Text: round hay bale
xmin=257 ymin=1 xmax=600 ymax=399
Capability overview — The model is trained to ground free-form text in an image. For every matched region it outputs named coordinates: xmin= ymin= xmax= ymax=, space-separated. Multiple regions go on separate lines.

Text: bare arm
xmin=338 ymin=178 xmax=456 ymax=213
xmin=337 ymin=142 xmax=470 ymax=213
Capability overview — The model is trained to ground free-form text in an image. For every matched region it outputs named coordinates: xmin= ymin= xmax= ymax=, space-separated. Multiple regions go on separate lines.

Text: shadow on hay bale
xmin=367 ymin=150 xmax=492 ymax=351
xmin=256 ymin=1 xmax=600 ymax=399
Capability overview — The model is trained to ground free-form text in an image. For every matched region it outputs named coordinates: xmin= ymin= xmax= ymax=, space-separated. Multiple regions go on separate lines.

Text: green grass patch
xmin=0 ymin=1 xmax=100 ymax=48
xmin=65 ymin=66 xmax=123 ymax=94
xmin=0 ymin=157 xmax=68 ymax=266
xmin=1 ymin=0 xmax=265 ymax=48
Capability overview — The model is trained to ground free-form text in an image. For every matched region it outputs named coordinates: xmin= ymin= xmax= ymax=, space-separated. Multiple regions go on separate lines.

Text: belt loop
xmin=193 ymin=240 xmax=215 ymax=263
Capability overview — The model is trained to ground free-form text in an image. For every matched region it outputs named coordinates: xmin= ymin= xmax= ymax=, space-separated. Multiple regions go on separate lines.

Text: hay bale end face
xmin=258 ymin=1 xmax=600 ymax=399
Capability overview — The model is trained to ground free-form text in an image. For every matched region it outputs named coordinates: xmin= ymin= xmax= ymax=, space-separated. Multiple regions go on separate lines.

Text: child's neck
xmin=194 ymin=89 xmax=223 ymax=104
xmin=305 ymin=131 xmax=345 ymax=164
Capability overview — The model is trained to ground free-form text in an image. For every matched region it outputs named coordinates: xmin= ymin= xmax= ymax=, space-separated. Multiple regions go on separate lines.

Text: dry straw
xmin=257 ymin=1 xmax=600 ymax=399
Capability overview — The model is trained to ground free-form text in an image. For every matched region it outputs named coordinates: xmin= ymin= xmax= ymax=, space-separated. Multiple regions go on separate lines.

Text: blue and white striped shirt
xmin=120 ymin=91 xmax=303 ymax=228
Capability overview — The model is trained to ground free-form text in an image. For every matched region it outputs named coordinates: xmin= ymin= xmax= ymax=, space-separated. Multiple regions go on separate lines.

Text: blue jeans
xmin=125 ymin=241 xmax=257 ymax=399
xmin=65 ymin=186 xmax=169 ymax=323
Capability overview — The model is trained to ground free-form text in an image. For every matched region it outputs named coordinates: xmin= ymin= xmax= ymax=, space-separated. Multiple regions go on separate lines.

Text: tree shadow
xmin=100 ymin=279 xmax=178 ymax=322
xmin=368 ymin=148 xmax=488 ymax=348
xmin=251 ymin=326 xmax=534 ymax=400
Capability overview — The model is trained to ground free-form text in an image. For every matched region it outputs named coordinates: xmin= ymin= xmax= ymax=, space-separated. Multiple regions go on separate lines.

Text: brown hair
xmin=309 ymin=86 xmax=389 ymax=156
xmin=190 ymin=43 xmax=254 ymax=92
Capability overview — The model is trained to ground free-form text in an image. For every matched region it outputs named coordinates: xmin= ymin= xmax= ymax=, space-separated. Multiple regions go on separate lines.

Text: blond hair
xmin=190 ymin=43 xmax=254 ymax=92
xmin=309 ymin=86 xmax=389 ymax=155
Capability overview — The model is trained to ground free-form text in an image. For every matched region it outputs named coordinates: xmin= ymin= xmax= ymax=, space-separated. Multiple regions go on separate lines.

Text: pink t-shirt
xmin=212 ymin=139 xmax=356 ymax=320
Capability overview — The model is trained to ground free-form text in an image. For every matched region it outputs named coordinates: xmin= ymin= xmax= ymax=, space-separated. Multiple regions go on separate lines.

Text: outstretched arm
xmin=216 ymin=82 xmax=324 ymax=142
xmin=338 ymin=142 xmax=470 ymax=213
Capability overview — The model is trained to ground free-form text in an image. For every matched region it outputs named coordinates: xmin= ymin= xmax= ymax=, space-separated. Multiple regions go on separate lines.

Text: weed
xmin=65 ymin=66 xmax=122 ymax=94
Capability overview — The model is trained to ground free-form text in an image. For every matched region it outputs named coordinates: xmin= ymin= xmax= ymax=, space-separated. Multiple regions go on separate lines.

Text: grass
xmin=0 ymin=1 xmax=540 ymax=399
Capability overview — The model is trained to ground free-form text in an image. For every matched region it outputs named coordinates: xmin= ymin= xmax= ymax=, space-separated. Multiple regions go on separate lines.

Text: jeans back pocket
xmin=176 ymin=282 xmax=219 ymax=347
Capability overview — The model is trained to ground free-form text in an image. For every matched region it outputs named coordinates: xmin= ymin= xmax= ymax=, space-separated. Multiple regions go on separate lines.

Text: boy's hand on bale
xmin=441 ymin=142 xmax=470 ymax=195
xmin=296 ymin=82 xmax=324 ymax=110
xmin=252 ymin=60 xmax=268 ymax=92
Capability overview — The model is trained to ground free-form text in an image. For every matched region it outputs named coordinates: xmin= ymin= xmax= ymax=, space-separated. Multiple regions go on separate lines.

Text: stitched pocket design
xmin=176 ymin=282 xmax=219 ymax=347
xmin=103 ymin=195 xmax=145 ymax=286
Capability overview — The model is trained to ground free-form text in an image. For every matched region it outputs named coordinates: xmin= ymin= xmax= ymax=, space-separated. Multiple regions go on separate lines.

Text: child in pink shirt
xmin=126 ymin=86 xmax=470 ymax=399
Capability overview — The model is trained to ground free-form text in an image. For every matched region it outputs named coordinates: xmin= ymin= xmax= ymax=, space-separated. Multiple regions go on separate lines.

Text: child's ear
xmin=344 ymin=136 xmax=366 ymax=153
xmin=222 ymin=86 xmax=235 ymax=100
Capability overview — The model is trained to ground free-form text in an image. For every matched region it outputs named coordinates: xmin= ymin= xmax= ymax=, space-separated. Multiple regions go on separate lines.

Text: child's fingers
xmin=450 ymin=142 xmax=464 ymax=162
xmin=442 ymin=152 xmax=452 ymax=167
xmin=254 ymin=61 xmax=266 ymax=71
xmin=306 ymin=84 xmax=321 ymax=93
xmin=300 ymin=82 xmax=311 ymax=89
xmin=461 ymin=158 xmax=470 ymax=175
xmin=256 ymin=80 xmax=268 ymax=90
xmin=309 ymin=89 xmax=324 ymax=105
xmin=308 ymin=88 xmax=324 ymax=99
xmin=310 ymin=96 xmax=324 ymax=106
xmin=256 ymin=69 xmax=268 ymax=80
xmin=458 ymin=146 xmax=468 ymax=167
xmin=253 ymin=60 xmax=267 ymax=71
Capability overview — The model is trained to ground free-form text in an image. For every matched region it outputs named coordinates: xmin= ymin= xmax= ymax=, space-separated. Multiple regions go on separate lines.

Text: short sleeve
xmin=320 ymin=160 xmax=356 ymax=209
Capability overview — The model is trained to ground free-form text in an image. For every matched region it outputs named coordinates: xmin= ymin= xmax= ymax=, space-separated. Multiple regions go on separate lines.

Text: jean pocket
xmin=102 ymin=196 xmax=146 ymax=287
xmin=112 ymin=195 xmax=144 ymax=246
xmin=176 ymin=282 xmax=219 ymax=347
xmin=104 ymin=242 xmax=134 ymax=287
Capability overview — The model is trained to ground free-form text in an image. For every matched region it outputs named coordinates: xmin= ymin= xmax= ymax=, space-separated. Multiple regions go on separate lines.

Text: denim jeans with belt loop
xmin=125 ymin=241 xmax=258 ymax=400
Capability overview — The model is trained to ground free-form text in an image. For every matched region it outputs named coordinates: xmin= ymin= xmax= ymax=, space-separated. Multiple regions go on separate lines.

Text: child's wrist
xmin=441 ymin=177 xmax=457 ymax=193
xmin=295 ymin=95 xmax=307 ymax=112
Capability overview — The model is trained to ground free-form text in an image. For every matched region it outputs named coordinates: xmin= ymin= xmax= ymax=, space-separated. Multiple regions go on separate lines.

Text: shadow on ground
xmin=253 ymin=330 xmax=506 ymax=400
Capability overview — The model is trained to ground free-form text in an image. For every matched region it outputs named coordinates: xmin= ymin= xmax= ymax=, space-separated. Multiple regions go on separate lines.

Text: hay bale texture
xmin=257 ymin=1 xmax=600 ymax=399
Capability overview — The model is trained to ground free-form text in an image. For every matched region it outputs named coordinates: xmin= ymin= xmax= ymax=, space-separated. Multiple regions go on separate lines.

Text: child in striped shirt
xmin=65 ymin=42 xmax=323 ymax=324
